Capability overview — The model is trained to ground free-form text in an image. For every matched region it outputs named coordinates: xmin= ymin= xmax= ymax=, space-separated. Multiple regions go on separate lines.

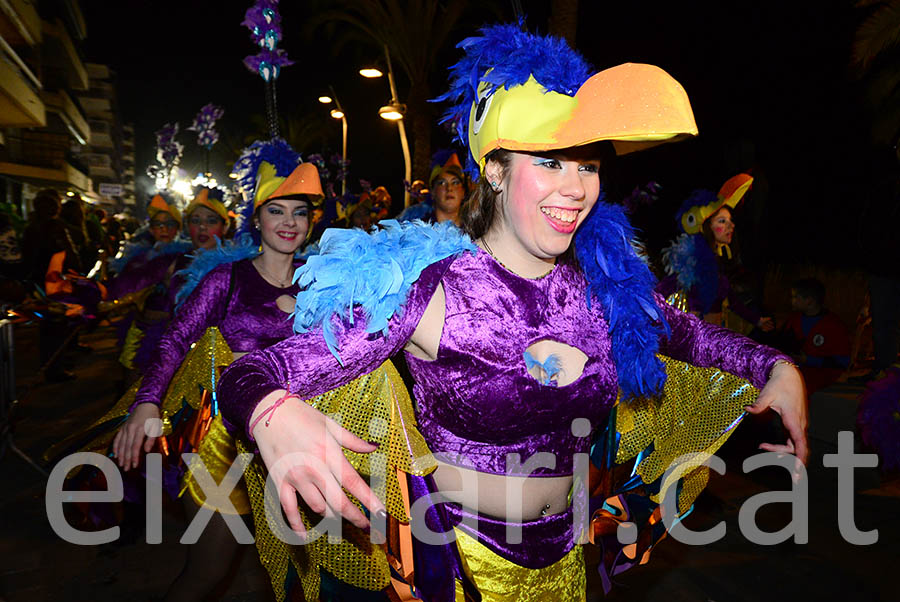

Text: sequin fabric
xmin=239 ymin=361 xmax=433 ymax=601
xmin=453 ymin=529 xmax=585 ymax=602
xmin=616 ymin=355 xmax=757 ymax=513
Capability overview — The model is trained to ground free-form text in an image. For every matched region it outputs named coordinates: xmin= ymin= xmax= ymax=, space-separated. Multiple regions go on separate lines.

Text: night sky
xmin=79 ymin=0 xmax=874 ymax=268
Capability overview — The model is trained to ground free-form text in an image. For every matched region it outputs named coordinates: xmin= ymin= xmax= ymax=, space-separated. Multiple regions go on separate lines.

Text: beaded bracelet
xmin=769 ymin=359 xmax=799 ymax=379
xmin=249 ymin=390 xmax=300 ymax=434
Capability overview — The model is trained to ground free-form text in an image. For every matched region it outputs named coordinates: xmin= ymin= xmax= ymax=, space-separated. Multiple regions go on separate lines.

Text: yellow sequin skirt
xmin=454 ymin=529 xmax=585 ymax=602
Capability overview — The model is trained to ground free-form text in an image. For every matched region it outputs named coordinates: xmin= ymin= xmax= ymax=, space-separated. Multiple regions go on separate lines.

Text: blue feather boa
xmin=575 ymin=201 xmax=670 ymax=400
xmin=292 ymin=220 xmax=477 ymax=364
xmin=110 ymin=239 xmax=192 ymax=275
xmin=433 ymin=21 xmax=592 ymax=178
xmin=661 ymin=233 xmax=718 ymax=313
xmin=174 ymin=234 xmax=260 ymax=309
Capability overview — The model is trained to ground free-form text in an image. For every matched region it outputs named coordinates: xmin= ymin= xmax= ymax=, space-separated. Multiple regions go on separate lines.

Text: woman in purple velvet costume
xmin=110 ymin=151 xmax=322 ymax=602
xmin=106 ymin=189 xmax=228 ymax=378
xmin=215 ymin=26 xmax=808 ymax=601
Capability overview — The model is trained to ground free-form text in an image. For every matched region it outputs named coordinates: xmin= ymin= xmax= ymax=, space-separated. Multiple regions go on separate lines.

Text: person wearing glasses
xmin=106 ymin=188 xmax=228 ymax=379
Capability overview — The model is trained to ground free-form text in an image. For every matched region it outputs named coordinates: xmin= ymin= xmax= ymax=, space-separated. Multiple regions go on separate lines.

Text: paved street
xmin=1 ymin=322 xmax=897 ymax=601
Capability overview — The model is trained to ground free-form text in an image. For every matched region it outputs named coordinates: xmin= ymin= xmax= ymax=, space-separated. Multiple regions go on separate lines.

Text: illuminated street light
xmin=228 ymin=172 xmax=238 ymax=179
xmin=359 ymin=67 xmax=383 ymax=78
xmin=379 ymin=103 xmax=405 ymax=121
xmin=330 ymin=108 xmax=345 ymax=120
xmin=318 ymin=95 xmax=333 ymax=104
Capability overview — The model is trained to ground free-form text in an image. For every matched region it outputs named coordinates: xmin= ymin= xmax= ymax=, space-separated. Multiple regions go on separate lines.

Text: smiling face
xmin=708 ymin=207 xmax=734 ymax=245
xmin=149 ymin=213 xmax=179 ymax=244
xmin=255 ymin=198 xmax=309 ymax=255
xmin=187 ymin=206 xmax=227 ymax=250
xmin=485 ymin=148 xmax=601 ymax=260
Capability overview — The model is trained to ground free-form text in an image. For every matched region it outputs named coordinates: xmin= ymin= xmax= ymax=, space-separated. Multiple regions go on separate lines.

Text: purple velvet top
xmin=218 ymin=249 xmax=788 ymax=476
xmin=133 ymin=258 xmax=299 ymax=407
xmin=107 ymin=252 xmax=192 ymax=315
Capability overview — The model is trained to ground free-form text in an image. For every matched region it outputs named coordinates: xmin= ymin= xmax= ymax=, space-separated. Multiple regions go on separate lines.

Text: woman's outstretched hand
xmin=112 ymin=402 xmax=161 ymax=470
xmin=250 ymin=389 xmax=384 ymax=537
xmin=745 ymin=362 xmax=809 ymax=467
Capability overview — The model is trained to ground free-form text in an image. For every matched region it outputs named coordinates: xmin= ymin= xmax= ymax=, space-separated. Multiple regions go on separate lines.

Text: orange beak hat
xmin=147 ymin=193 xmax=182 ymax=225
xmin=677 ymin=173 xmax=754 ymax=235
xmin=435 ymin=22 xmax=699 ymax=179
xmin=185 ymin=187 xmax=229 ymax=222
xmin=230 ymin=138 xmax=324 ymax=239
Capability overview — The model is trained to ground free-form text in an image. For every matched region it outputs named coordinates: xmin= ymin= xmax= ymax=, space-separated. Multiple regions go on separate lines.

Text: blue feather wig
xmin=433 ymin=21 xmax=592 ymax=178
xmin=230 ymin=137 xmax=301 ymax=243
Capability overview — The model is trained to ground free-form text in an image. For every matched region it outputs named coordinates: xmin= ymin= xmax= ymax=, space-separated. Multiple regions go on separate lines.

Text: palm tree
xmin=305 ymin=1 xmax=477 ymax=181
xmin=852 ymin=0 xmax=900 ymax=145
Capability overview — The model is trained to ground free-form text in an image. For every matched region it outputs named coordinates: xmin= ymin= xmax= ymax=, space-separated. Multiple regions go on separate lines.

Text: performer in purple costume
xmin=106 ymin=188 xmax=228 ymax=375
xmin=112 ymin=140 xmax=322 ymax=602
xmin=216 ymin=25 xmax=807 ymax=601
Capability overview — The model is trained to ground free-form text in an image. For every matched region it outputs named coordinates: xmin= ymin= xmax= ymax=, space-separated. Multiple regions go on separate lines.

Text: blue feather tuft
xmin=660 ymin=233 xmax=718 ymax=313
xmin=674 ymin=189 xmax=717 ymax=232
xmin=174 ymin=234 xmax=260 ymax=309
xmin=292 ymin=220 xmax=477 ymax=363
xmin=230 ymin=138 xmax=302 ymax=242
xmin=110 ymin=239 xmax=192 ymax=275
xmin=433 ymin=21 xmax=593 ymax=179
xmin=396 ymin=202 xmax=434 ymax=223
xmin=575 ymin=199 xmax=669 ymax=400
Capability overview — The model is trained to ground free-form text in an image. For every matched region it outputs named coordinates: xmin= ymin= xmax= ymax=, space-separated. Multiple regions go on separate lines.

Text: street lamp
xmin=378 ymin=103 xmax=405 ymax=121
xmin=320 ymin=87 xmax=348 ymax=195
xmin=361 ymin=46 xmax=412 ymax=207
xmin=359 ymin=67 xmax=383 ymax=78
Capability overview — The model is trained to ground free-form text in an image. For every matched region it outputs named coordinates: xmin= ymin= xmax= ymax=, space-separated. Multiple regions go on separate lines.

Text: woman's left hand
xmin=744 ymin=362 xmax=808 ymax=467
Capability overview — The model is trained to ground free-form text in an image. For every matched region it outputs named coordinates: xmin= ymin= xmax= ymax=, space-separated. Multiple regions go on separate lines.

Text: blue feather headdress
xmin=230 ymin=137 xmax=301 ymax=243
xmin=434 ymin=21 xmax=592 ymax=179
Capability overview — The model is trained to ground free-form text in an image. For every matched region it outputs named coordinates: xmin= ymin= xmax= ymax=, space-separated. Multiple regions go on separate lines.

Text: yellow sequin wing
xmin=241 ymin=360 xmax=434 ymax=599
xmin=615 ymin=354 xmax=758 ymax=513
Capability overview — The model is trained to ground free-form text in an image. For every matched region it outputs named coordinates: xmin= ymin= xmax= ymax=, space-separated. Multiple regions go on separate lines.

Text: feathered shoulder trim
xmin=292 ymin=220 xmax=477 ymax=363
xmin=660 ymin=233 xmax=718 ymax=313
xmin=174 ymin=234 xmax=260 ymax=309
xmin=575 ymin=201 xmax=670 ymax=400
xmin=110 ymin=239 xmax=192 ymax=274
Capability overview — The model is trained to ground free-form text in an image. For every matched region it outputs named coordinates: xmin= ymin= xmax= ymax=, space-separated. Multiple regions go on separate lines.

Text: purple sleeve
xmin=656 ymin=293 xmax=790 ymax=389
xmin=131 ymin=264 xmax=230 ymax=409
xmin=107 ymin=253 xmax=176 ymax=300
xmin=217 ymin=258 xmax=450 ymax=439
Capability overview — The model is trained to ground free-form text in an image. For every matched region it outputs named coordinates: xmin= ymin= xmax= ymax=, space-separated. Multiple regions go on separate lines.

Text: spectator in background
xmin=780 ymin=278 xmax=851 ymax=394
xmin=60 ymin=197 xmax=92 ymax=268
xmin=87 ymin=206 xmax=112 ymax=258
xmin=22 ymin=189 xmax=82 ymax=381
xmin=0 ymin=211 xmax=23 ymax=281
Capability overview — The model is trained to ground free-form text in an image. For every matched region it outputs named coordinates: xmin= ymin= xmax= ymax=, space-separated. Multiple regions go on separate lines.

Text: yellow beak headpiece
xmin=437 ymin=23 xmax=698 ymax=177
xmin=147 ymin=194 xmax=182 ymax=225
xmin=679 ymin=173 xmax=754 ymax=235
